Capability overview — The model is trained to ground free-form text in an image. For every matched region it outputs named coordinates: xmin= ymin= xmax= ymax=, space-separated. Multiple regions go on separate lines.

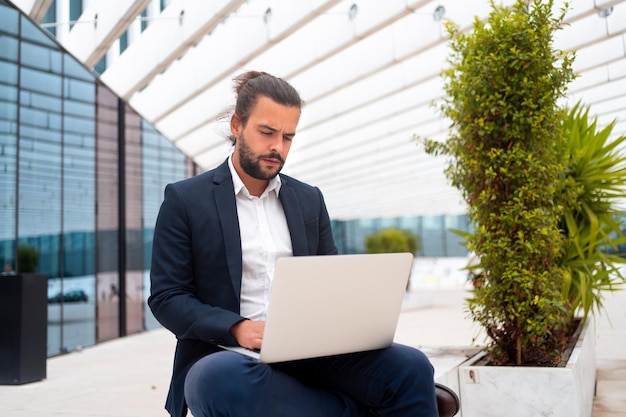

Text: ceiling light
xmin=597 ymin=7 xmax=613 ymax=18
xmin=263 ymin=8 xmax=272 ymax=24
xmin=349 ymin=4 xmax=358 ymax=20
xmin=433 ymin=5 xmax=445 ymax=22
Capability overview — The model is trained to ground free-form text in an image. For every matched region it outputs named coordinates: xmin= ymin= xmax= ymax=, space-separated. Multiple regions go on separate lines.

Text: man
xmin=149 ymin=71 xmax=440 ymax=416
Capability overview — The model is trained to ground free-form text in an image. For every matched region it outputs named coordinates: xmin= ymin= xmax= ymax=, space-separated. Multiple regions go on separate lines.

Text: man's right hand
xmin=230 ymin=319 xmax=265 ymax=350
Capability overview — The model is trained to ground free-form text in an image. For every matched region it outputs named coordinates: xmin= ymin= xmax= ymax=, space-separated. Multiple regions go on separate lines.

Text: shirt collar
xmin=228 ymin=155 xmax=282 ymax=198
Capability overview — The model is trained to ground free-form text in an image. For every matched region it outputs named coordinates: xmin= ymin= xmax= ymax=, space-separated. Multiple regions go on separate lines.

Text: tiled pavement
xmin=0 ymin=286 xmax=624 ymax=416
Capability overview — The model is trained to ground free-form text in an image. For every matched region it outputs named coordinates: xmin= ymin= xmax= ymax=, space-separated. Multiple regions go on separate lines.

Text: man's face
xmin=231 ymin=96 xmax=300 ymax=183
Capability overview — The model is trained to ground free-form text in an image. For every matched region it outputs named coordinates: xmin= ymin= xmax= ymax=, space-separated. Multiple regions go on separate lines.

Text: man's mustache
xmin=260 ymin=153 xmax=284 ymax=163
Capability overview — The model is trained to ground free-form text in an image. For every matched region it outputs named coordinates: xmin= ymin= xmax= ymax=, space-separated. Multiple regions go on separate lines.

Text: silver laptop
xmin=221 ymin=252 xmax=413 ymax=363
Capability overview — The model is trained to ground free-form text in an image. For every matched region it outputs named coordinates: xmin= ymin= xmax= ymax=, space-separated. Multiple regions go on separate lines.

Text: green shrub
xmin=422 ymin=0 xmax=575 ymax=365
xmin=365 ymin=228 xmax=419 ymax=255
xmin=18 ymin=245 xmax=40 ymax=273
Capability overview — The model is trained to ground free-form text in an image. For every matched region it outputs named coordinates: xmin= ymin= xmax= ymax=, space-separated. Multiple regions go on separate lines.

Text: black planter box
xmin=0 ymin=273 xmax=48 ymax=384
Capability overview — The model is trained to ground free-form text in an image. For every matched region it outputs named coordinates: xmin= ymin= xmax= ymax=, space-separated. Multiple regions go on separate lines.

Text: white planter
xmin=457 ymin=319 xmax=596 ymax=417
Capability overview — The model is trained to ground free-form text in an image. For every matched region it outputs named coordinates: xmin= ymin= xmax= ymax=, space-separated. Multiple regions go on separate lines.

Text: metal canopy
xmin=14 ymin=0 xmax=626 ymax=219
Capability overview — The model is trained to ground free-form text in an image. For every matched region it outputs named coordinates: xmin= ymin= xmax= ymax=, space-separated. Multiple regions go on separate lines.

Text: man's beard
xmin=237 ymin=133 xmax=285 ymax=180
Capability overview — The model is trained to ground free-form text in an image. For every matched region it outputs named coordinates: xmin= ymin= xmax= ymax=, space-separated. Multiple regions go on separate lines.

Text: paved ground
xmin=0 ymin=286 xmax=624 ymax=416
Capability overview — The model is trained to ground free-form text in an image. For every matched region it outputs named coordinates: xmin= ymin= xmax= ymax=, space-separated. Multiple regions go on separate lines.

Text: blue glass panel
xmin=20 ymin=67 xmax=62 ymax=96
xmin=0 ymin=128 xmax=16 ymax=265
xmin=21 ymin=42 xmax=62 ymax=73
xmin=0 ymin=60 xmax=18 ymax=84
xmin=64 ymin=115 xmax=95 ymax=135
xmin=0 ymin=101 xmax=17 ymax=120
xmin=64 ymin=54 xmax=93 ymax=82
xmin=19 ymin=124 xmax=62 ymax=143
xmin=0 ymin=120 xmax=16 ymax=135
xmin=27 ymin=91 xmax=62 ymax=112
xmin=0 ymin=4 xmax=19 ymax=34
xmin=20 ymin=16 xmax=58 ymax=48
xmin=19 ymin=106 xmax=50 ymax=128
xmin=0 ymin=34 xmax=18 ymax=61
xmin=0 ymin=84 xmax=18 ymax=101
xmin=50 ymin=48 xmax=63 ymax=74
xmin=65 ymin=99 xmax=95 ymax=118
xmin=64 ymin=78 xmax=95 ymax=102
xmin=49 ymin=112 xmax=62 ymax=130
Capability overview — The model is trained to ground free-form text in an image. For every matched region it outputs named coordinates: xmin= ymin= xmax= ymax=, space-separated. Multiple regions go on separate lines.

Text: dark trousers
xmin=184 ymin=343 xmax=438 ymax=417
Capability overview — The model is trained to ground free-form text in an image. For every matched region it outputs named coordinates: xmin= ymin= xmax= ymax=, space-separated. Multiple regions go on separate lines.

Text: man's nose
xmin=269 ymin=136 xmax=283 ymax=153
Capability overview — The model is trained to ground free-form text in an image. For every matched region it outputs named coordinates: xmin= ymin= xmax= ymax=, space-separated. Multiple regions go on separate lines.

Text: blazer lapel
xmin=279 ymin=181 xmax=308 ymax=256
xmin=213 ymin=162 xmax=243 ymax=300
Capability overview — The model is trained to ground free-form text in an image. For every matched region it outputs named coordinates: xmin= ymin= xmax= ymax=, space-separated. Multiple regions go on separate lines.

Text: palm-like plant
xmin=559 ymin=103 xmax=626 ymax=322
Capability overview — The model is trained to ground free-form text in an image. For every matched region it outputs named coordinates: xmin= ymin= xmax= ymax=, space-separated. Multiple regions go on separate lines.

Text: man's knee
xmin=184 ymin=352 xmax=265 ymax=415
xmin=387 ymin=344 xmax=435 ymax=378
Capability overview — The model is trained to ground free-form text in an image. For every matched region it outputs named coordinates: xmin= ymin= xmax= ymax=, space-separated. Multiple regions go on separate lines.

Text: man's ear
xmin=230 ymin=113 xmax=241 ymax=137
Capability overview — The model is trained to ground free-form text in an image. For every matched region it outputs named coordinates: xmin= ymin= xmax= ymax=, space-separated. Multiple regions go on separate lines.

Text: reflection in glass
xmin=61 ymin=67 xmax=96 ymax=353
xmin=141 ymin=121 xmax=186 ymax=330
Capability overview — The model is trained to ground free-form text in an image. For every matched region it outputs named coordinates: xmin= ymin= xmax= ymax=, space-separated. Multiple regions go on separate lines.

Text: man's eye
xmin=261 ymin=131 xmax=272 ymax=136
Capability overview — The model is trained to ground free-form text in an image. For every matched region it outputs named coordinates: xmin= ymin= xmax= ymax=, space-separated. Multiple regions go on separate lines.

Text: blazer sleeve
xmin=148 ymin=182 xmax=241 ymax=346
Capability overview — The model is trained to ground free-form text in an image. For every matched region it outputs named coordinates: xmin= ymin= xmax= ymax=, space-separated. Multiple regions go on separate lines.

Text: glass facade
xmin=331 ymin=215 xmax=471 ymax=257
xmin=0 ymin=1 xmax=193 ymax=356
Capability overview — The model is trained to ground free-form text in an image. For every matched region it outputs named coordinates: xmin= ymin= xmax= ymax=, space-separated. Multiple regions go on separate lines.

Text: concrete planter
xmin=457 ymin=319 xmax=596 ymax=417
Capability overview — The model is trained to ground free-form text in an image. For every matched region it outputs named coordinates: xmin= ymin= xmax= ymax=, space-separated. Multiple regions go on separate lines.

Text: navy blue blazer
xmin=149 ymin=159 xmax=338 ymax=417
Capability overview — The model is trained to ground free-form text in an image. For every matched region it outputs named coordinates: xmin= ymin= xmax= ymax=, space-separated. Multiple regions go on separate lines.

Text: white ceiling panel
xmin=18 ymin=0 xmax=626 ymax=219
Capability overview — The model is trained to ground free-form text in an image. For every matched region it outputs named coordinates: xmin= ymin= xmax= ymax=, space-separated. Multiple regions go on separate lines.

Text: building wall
xmin=0 ymin=1 xmax=192 ymax=356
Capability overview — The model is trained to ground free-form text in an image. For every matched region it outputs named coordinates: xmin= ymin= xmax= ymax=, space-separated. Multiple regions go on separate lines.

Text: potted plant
xmin=424 ymin=0 xmax=576 ymax=366
xmin=420 ymin=0 xmax=625 ymax=415
xmin=0 ymin=244 xmax=47 ymax=384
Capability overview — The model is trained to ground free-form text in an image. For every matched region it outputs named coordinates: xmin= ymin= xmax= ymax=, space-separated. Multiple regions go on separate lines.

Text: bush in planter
xmin=17 ymin=244 xmax=40 ymax=273
xmin=365 ymin=228 xmax=419 ymax=255
xmin=422 ymin=0 xmax=576 ymax=366
xmin=559 ymin=102 xmax=626 ymax=322
xmin=365 ymin=228 xmax=419 ymax=290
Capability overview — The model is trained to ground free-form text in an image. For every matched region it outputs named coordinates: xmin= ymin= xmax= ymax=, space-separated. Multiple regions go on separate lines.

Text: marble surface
xmin=458 ymin=319 xmax=596 ymax=417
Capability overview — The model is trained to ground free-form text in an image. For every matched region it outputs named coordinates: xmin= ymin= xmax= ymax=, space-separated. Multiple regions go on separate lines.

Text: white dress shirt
xmin=228 ymin=157 xmax=293 ymax=320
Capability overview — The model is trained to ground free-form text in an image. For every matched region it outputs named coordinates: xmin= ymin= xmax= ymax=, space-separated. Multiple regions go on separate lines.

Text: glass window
xmin=0 ymin=84 xmax=17 ymax=102
xmin=0 ymin=34 xmax=18 ymax=60
xmin=24 ymin=90 xmax=61 ymax=111
xmin=20 ymin=67 xmax=62 ymax=96
xmin=40 ymin=1 xmax=57 ymax=37
xmin=20 ymin=42 xmax=62 ymax=73
xmin=64 ymin=54 xmax=93 ymax=82
xmin=93 ymin=55 xmax=106 ymax=75
xmin=69 ymin=0 xmax=82 ymax=30
xmin=20 ymin=16 xmax=57 ymax=48
xmin=120 ymin=31 xmax=128 ymax=54
xmin=64 ymin=114 xmax=95 ymax=135
xmin=0 ymin=3 xmax=19 ymax=34
xmin=64 ymin=78 xmax=95 ymax=102
xmin=140 ymin=9 xmax=148 ymax=32
xmin=0 ymin=90 xmax=17 ymax=272
xmin=0 ymin=61 xmax=18 ymax=84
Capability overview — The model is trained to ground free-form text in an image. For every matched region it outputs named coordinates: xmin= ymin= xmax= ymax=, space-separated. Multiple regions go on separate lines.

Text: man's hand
xmin=230 ymin=320 xmax=265 ymax=350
